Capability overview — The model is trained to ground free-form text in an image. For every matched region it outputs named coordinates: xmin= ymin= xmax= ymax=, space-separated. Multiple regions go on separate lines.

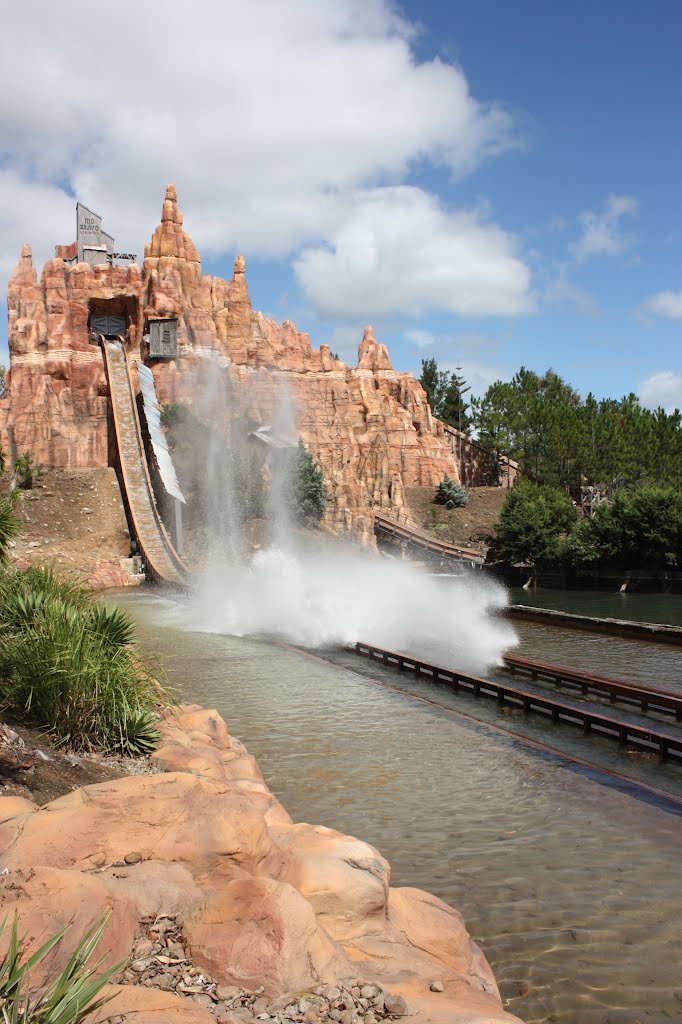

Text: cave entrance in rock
xmin=88 ymin=296 xmax=139 ymax=342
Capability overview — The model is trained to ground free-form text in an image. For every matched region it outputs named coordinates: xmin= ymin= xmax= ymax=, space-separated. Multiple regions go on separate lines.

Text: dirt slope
xmin=5 ymin=468 xmax=132 ymax=577
xmin=404 ymin=485 xmax=508 ymax=555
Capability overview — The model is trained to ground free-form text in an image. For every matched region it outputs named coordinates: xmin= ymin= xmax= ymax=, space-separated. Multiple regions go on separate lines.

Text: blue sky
xmin=1 ymin=0 xmax=680 ymax=410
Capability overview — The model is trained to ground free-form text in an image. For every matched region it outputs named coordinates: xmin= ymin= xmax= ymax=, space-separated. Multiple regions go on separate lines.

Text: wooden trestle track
xmin=373 ymin=511 xmax=484 ymax=566
xmin=354 ymin=642 xmax=682 ymax=764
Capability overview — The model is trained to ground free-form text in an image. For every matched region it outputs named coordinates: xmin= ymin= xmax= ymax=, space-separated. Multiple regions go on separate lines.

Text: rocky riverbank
xmin=0 ymin=704 xmax=522 ymax=1024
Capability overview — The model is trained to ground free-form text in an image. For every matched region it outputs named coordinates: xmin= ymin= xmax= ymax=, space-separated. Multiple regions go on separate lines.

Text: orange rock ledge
xmin=0 ymin=704 xmax=522 ymax=1024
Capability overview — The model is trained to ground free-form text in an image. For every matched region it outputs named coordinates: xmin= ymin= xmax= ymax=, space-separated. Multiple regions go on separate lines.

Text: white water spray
xmin=185 ymin=546 xmax=516 ymax=673
xmin=176 ymin=363 xmax=517 ymax=674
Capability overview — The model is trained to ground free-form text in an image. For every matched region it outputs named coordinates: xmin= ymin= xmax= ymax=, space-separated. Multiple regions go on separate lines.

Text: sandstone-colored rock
xmin=0 ymin=772 xmax=281 ymax=878
xmin=0 ymin=704 xmax=522 ymax=1024
xmin=183 ymin=874 xmax=351 ymax=995
xmin=388 ymin=887 xmax=496 ymax=991
xmin=90 ymin=983 xmax=216 ymax=1023
xmin=0 ymin=794 xmax=38 ymax=822
xmin=271 ymin=822 xmax=390 ymax=941
xmin=0 ymin=866 xmax=136 ymax=985
xmin=0 ymin=184 xmax=489 ymax=544
xmin=87 ymin=557 xmax=142 ymax=591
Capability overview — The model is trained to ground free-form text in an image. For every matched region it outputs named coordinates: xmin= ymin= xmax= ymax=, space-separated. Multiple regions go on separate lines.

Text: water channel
xmin=115 ymin=586 xmax=682 ymax=1024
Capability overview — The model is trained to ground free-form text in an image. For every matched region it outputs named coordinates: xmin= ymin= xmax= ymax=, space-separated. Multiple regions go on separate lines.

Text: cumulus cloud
xmin=294 ymin=187 xmax=534 ymax=319
xmin=570 ymin=194 xmax=638 ymax=262
xmin=0 ymin=171 xmax=73 ymax=278
xmin=0 ymin=0 xmax=519 ymax=278
xmin=639 ymin=371 xmax=682 ymax=412
xmin=643 ymin=290 xmax=682 ymax=319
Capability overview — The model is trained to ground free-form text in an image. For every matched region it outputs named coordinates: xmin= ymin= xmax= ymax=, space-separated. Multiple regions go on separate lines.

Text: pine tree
xmin=434 ymin=474 xmax=468 ymax=509
xmin=291 ymin=440 xmax=326 ymax=523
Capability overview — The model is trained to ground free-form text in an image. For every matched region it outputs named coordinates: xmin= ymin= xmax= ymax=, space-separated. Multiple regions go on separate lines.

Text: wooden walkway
xmin=102 ymin=340 xmax=188 ymax=586
xmin=502 ymin=654 xmax=682 ymax=721
xmin=354 ymin=642 xmax=682 ymax=764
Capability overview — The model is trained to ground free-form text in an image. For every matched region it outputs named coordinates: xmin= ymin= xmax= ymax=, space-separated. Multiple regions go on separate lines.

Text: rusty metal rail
xmin=354 ymin=642 xmax=682 ymax=764
xmin=373 ymin=511 xmax=483 ymax=564
xmin=502 ymin=654 xmax=682 ymax=721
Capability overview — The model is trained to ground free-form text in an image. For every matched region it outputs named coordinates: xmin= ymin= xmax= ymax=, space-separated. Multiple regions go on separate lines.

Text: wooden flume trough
xmin=102 ymin=338 xmax=189 ymax=586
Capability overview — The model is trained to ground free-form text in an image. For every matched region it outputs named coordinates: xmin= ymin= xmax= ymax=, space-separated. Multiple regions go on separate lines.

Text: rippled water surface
xmin=117 ymin=590 xmax=682 ymax=1024
xmin=511 ymin=620 xmax=682 ymax=693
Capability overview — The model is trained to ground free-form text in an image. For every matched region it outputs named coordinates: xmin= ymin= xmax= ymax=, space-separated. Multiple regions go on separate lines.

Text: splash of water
xmin=176 ymin=364 xmax=517 ymax=674
xmin=182 ymin=544 xmax=515 ymax=673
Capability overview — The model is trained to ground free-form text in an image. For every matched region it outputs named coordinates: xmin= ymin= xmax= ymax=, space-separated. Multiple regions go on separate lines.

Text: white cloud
xmin=322 ymin=323 xmax=367 ymax=364
xmin=570 ymin=194 xmax=638 ymax=262
xmin=294 ymin=187 xmax=534 ymax=319
xmin=639 ymin=371 xmax=682 ymax=412
xmin=544 ymin=270 xmax=600 ymax=317
xmin=643 ymin=290 xmax=682 ymax=319
xmin=0 ymin=0 xmax=519 ymax=277
xmin=0 ymin=171 xmax=73 ymax=278
xmin=404 ymin=329 xmax=438 ymax=348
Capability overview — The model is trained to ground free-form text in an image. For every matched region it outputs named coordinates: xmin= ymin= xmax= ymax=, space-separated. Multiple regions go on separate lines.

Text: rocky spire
xmin=161 ymin=183 xmax=183 ymax=227
xmin=144 ymin=183 xmax=202 ymax=290
xmin=10 ymin=243 xmax=37 ymax=284
xmin=357 ymin=325 xmax=393 ymax=371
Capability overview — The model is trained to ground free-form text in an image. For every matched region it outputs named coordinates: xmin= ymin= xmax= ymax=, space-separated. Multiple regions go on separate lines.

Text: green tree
xmin=419 ymin=358 xmax=449 ymax=416
xmin=440 ymin=367 xmax=472 ymax=432
xmin=419 ymin=358 xmax=472 ymax=430
xmin=489 ymin=479 xmax=577 ymax=566
xmin=290 ymin=440 xmax=326 ymax=523
xmin=586 ymin=486 xmax=682 ymax=569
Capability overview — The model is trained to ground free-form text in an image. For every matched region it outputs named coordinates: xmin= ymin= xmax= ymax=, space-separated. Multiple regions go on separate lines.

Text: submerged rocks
xmin=0 ymin=704 xmax=522 ymax=1024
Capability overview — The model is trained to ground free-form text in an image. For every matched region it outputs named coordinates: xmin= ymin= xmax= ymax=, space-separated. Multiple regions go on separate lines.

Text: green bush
xmin=0 ymin=910 xmax=122 ymax=1023
xmin=13 ymin=453 xmax=41 ymax=490
xmin=434 ymin=474 xmax=468 ymax=509
xmin=489 ymin=479 xmax=577 ymax=566
xmin=0 ymin=489 xmax=20 ymax=561
xmin=0 ymin=567 xmax=164 ymax=754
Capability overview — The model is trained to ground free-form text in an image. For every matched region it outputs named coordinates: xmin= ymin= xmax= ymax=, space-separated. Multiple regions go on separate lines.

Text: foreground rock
xmin=0 ymin=705 xmax=522 ymax=1023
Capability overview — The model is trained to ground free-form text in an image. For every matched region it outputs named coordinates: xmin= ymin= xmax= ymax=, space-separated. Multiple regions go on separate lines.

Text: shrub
xmin=0 ymin=567 xmax=165 ymax=754
xmin=434 ymin=474 xmax=468 ymax=509
xmin=0 ymin=910 xmax=122 ymax=1023
xmin=0 ymin=489 xmax=20 ymax=561
xmin=13 ymin=452 xmax=41 ymax=490
xmin=160 ymin=400 xmax=183 ymax=431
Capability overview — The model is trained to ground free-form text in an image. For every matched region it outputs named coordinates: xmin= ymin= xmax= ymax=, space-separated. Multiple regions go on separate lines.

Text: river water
xmin=116 ymin=588 xmax=682 ymax=1024
xmin=508 ymin=587 xmax=682 ymax=628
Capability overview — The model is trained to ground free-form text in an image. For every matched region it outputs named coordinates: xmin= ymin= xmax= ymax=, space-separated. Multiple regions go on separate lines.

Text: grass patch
xmin=0 ymin=566 xmax=167 ymax=755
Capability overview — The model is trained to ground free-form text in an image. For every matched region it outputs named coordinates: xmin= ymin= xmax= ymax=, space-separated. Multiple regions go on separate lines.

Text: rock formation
xmin=0 ymin=704 xmax=522 ymax=1024
xmin=1 ymin=185 xmax=462 ymax=542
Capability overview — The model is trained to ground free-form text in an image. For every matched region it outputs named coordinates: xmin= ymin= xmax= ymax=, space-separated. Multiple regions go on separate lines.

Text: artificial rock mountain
xmin=1 ymin=185 xmax=465 ymax=542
